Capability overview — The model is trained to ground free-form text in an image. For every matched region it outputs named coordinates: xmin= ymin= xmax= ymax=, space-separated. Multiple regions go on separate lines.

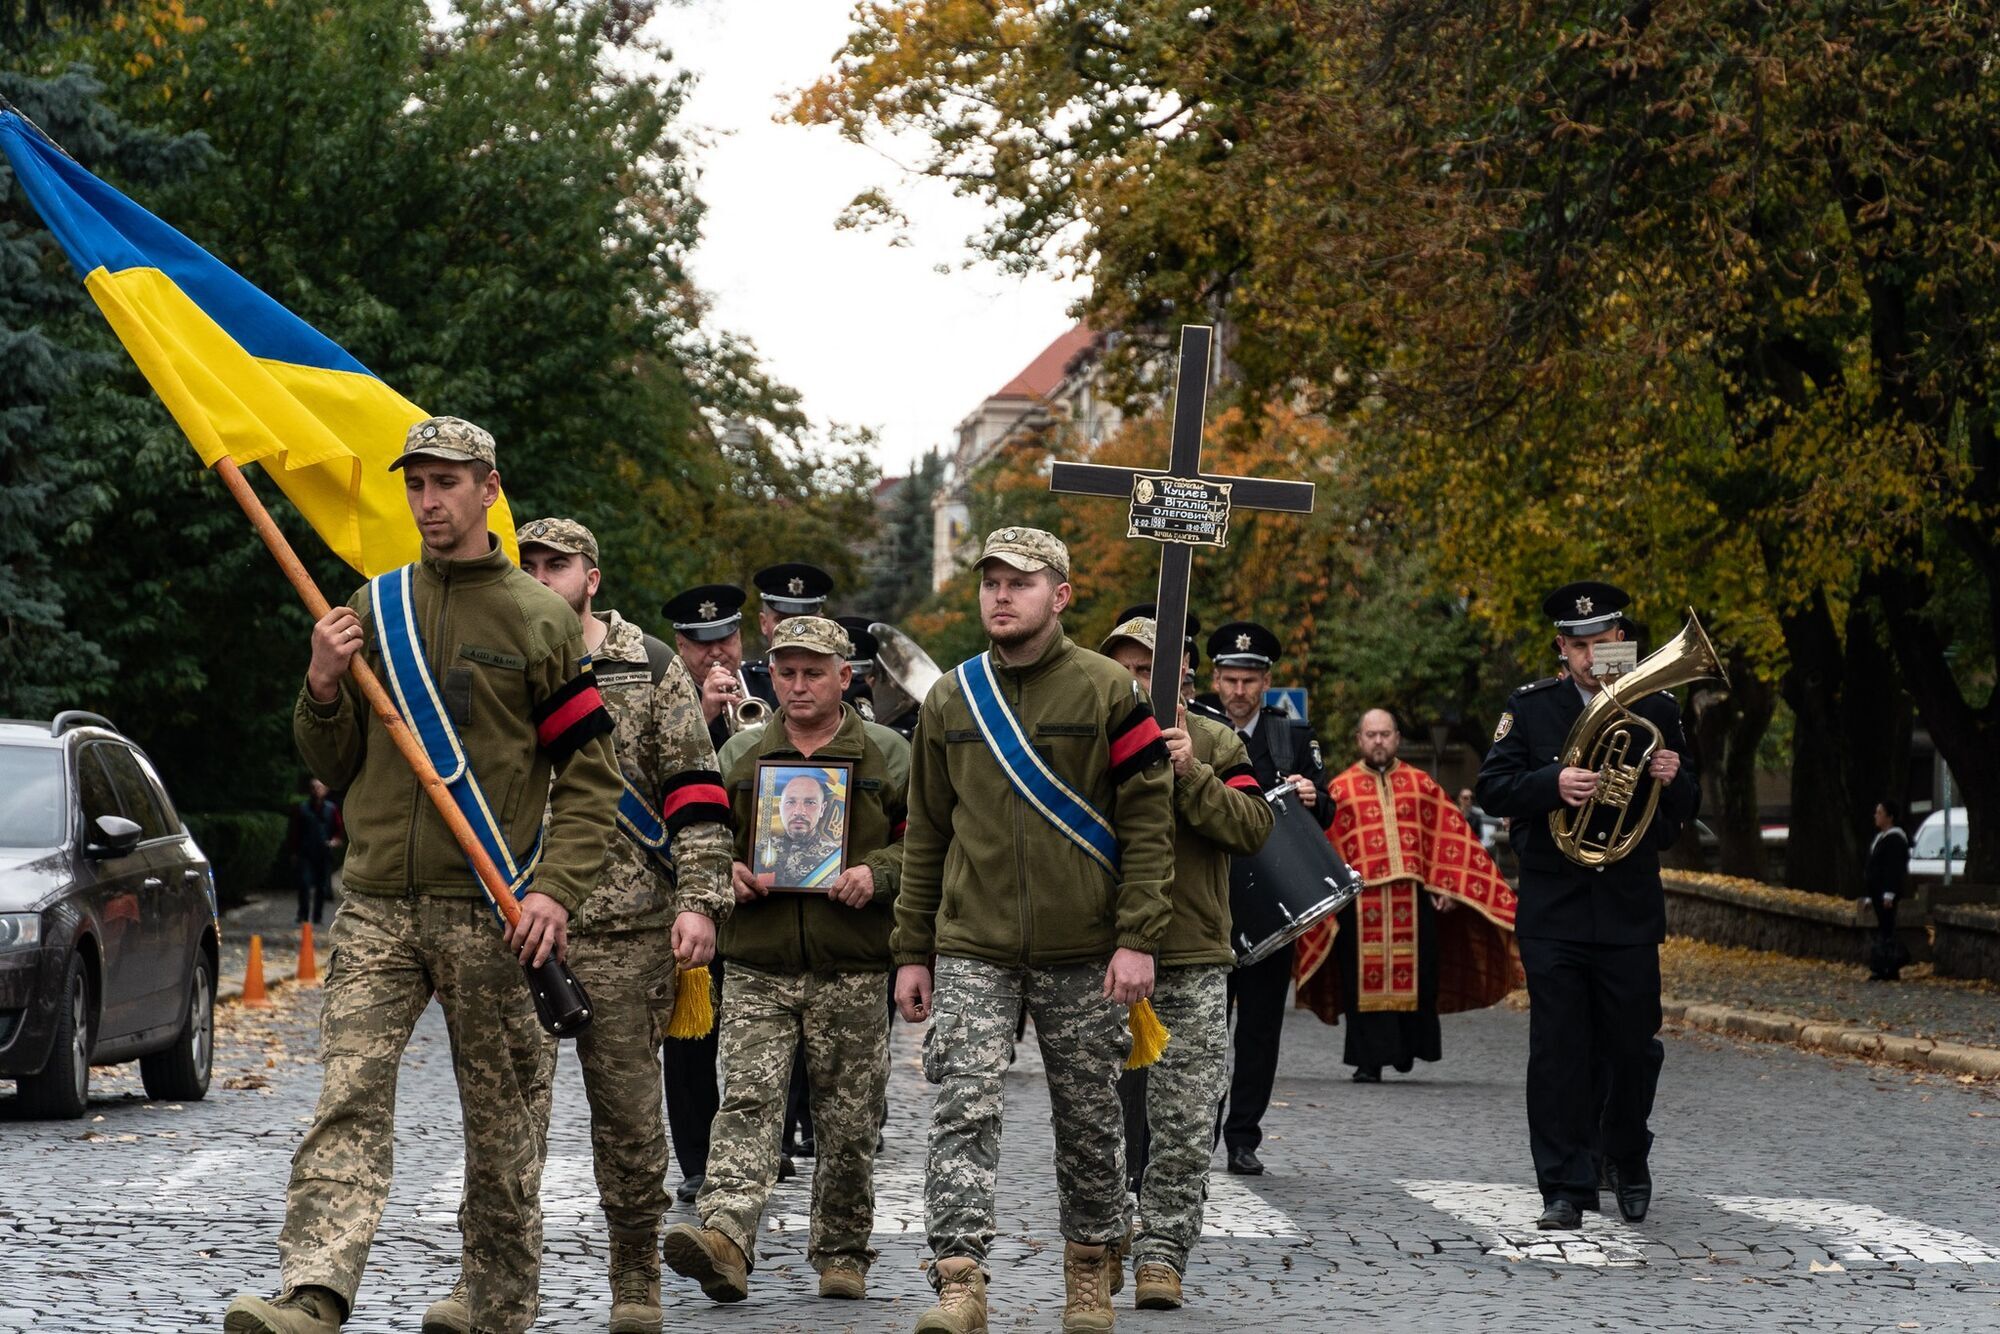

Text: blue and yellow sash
xmin=617 ymin=775 xmax=671 ymax=879
xmin=955 ymin=651 xmax=1120 ymax=875
xmin=369 ymin=564 xmax=541 ymax=905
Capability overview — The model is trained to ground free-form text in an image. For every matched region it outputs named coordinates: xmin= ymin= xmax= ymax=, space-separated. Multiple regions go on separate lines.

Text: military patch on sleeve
xmin=1493 ymin=711 xmax=1514 ymax=742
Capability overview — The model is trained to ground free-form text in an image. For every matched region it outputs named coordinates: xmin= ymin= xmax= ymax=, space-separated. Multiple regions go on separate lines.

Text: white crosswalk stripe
xmin=1709 ymin=1196 xmax=2000 ymax=1266
xmin=419 ymin=1155 xmax=1303 ymax=1239
xmin=1400 ymin=1179 xmax=1650 ymax=1267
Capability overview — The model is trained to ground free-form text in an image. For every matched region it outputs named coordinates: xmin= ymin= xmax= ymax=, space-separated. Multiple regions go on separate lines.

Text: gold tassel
xmin=1126 ymin=998 xmax=1170 ymax=1070
xmin=666 ymin=965 xmax=715 ymax=1039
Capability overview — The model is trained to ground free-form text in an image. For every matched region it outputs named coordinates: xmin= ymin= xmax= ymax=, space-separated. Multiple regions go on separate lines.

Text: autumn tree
xmin=802 ymin=1 xmax=2000 ymax=888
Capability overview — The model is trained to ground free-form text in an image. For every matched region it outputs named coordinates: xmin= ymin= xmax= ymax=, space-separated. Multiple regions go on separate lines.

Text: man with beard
xmin=399 ymin=518 xmax=737 ymax=1334
xmin=756 ymin=771 xmax=844 ymax=889
xmin=894 ymin=527 xmax=1174 ymax=1333
xmin=1291 ymin=708 xmax=1518 ymax=1086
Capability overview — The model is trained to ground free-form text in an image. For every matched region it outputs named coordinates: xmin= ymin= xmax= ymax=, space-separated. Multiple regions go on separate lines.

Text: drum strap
xmin=955 ymin=651 xmax=1121 ymax=875
xmin=1264 ymin=713 xmax=1298 ymax=778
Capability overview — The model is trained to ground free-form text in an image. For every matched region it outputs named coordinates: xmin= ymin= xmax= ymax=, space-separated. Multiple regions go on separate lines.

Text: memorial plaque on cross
xmin=1049 ymin=324 xmax=1317 ymax=725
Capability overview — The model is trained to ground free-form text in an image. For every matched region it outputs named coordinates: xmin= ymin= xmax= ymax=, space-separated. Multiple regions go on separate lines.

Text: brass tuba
xmin=1549 ymin=611 xmax=1727 ymax=868
xmin=868 ymin=622 xmax=943 ymax=726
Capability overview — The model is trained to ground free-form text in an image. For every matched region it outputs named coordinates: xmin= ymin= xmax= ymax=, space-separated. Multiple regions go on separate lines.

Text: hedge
xmin=184 ymin=810 xmax=290 ymax=909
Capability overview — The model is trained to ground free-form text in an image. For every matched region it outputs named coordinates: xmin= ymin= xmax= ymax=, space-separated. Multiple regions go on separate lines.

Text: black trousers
xmin=1220 ymin=940 xmax=1292 ymax=1152
xmin=662 ymin=959 xmax=721 ymax=1179
xmin=1517 ymin=936 xmax=1662 ymax=1207
xmin=295 ymin=856 xmax=333 ymax=925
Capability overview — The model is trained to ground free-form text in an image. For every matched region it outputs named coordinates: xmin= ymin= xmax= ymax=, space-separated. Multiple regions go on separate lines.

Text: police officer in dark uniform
xmin=1475 ymin=582 xmax=1698 ymax=1230
xmin=1204 ymin=620 xmax=1331 ymax=1176
xmin=834 ymin=616 xmax=882 ymax=721
xmin=745 ymin=563 xmax=834 ymax=708
xmin=664 ymin=583 xmax=750 ymax=754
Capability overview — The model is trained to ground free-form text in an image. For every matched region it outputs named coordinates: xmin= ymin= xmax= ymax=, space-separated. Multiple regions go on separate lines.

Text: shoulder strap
xmin=639 ymin=631 xmax=675 ymax=686
xmin=1265 ymin=712 xmax=1297 ymax=775
xmin=954 ymin=652 xmax=1119 ymax=874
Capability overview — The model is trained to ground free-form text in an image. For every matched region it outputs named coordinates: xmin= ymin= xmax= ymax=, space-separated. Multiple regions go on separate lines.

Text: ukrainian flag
xmin=0 ymin=107 xmax=514 ymax=575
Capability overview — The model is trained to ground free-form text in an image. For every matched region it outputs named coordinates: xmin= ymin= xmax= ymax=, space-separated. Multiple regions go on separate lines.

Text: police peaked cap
xmin=663 ymin=583 xmax=746 ymax=642
xmin=1207 ymin=620 xmax=1280 ymax=668
xmin=1542 ymin=581 xmax=1630 ymax=636
xmin=754 ymin=562 xmax=834 ymax=615
xmin=833 ymin=616 xmax=881 ymax=667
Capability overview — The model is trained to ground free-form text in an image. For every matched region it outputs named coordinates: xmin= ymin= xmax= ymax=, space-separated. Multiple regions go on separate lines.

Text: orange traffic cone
xmin=241 ymin=934 xmax=269 ymax=1007
xmin=295 ymin=922 xmax=319 ymax=985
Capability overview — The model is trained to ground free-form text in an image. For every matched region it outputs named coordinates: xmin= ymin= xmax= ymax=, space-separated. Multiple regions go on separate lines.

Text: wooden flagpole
xmin=209 ymin=457 xmax=523 ymax=928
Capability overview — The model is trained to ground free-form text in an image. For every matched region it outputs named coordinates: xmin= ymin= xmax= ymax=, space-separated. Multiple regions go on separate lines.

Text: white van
xmin=1908 ymin=807 xmax=1969 ymax=881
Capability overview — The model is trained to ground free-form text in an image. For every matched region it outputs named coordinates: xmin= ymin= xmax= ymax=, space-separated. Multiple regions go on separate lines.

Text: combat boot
xmin=1133 ymin=1261 xmax=1182 ymax=1310
xmin=223 ymin=1285 xmax=344 ymax=1334
xmin=1107 ymin=1226 xmax=1133 ymax=1296
xmin=417 ymin=1275 xmax=469 ymax=1334
xmin=817 ymin=1263 xmax=866 ymax=1299
xmin=660 ymin=1223 xmax=749 ymax=1303
xmin=1062 ymin=1241 xmax=1115 ymax=1332
xmin=915 ymin=1257 xmax=987 ymax=1333
xmin=609 ymin=1227 xmax=664 ymax=1333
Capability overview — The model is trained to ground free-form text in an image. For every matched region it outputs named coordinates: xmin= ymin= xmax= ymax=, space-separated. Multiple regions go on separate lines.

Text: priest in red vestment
xmin=1294 ymin=709 xmax=1521 ymax=1080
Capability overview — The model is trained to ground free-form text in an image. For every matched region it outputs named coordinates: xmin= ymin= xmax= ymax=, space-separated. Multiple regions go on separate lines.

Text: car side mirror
xmin=88 ymin=814 xmax=143 ymax=858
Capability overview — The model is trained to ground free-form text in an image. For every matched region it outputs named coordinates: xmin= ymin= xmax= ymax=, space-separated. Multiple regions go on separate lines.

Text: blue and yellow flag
xmin=0 ymin=108 xmax=514 ymax=575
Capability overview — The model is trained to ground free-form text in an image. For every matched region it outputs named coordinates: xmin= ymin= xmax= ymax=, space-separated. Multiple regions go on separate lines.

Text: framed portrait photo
xmin=751 ymin=758 xmax=854 ymax=892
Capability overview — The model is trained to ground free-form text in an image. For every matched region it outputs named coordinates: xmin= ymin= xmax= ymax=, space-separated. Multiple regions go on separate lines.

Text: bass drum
xmin=1229 ymin=785 xmax=1364 ymax=967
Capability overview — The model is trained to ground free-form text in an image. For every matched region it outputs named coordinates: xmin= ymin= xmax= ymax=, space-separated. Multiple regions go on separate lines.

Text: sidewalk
xmin=1658 ymin=936 xmax=2000 ymax=1079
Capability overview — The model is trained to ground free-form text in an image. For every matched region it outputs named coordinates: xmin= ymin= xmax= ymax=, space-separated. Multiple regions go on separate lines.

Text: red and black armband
xmin=1108 ymin=702 xmax=1169 ymax=785
xmin=534 ymin=669 xmax=614 ymax=764
xmin=660 ymin=768 xmax=732 ymax=836
xmin=1220 ymin=761 xmax=1263 ymax=793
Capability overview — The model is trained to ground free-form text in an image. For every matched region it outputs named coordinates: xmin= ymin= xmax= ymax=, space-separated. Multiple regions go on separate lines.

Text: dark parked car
xmin=0 ymin=713 xmax=219 ymax=1118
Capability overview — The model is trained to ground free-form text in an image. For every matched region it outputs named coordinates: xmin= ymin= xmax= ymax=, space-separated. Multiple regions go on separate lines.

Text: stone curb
xmin=1663 ymin=997 xmax=2000 ymax=1081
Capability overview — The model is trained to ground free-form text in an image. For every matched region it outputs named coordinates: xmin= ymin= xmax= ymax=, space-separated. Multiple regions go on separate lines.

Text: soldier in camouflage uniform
xmin=1100 ymin=618 xmax=1272 ymax=1310
xmin=417 ymin=518 xmax=737 ymax=1334
xmin=662 ymin=616 xmax=907 ymax=1305
xmin=225 ymin=421 xmax=622 ymax=1334
xmin=893 ymin=529 xmax=1176 ymax=1334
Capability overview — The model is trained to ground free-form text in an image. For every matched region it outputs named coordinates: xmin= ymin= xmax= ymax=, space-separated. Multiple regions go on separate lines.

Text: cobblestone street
xmin=5 ymin=971 xmax=1998 ymax=1332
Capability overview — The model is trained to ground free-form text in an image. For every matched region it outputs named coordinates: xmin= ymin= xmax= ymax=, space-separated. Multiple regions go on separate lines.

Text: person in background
xmin=288 ymin=777 xmax=344 ymax=927
xmin=1861 ymin=800 xmax=1911 ymax=982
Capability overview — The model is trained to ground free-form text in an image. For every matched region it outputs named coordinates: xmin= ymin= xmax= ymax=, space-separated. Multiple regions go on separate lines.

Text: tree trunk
xmin=1691 ymin=660 xmax=1774 ymax=881
xmin=1779 ymin=591 xmax=1910 ymax=897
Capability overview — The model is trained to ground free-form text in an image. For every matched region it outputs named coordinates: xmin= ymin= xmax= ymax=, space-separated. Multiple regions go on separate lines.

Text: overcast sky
xmin=663 ymin=1 xmax=1083 ymax=476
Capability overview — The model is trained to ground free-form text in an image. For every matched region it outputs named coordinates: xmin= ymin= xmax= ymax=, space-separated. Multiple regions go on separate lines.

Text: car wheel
xmin=18 ymin=953 xmax=91 ymax=1119
xmin=140 ymin=956 xmax=214 ymax=1102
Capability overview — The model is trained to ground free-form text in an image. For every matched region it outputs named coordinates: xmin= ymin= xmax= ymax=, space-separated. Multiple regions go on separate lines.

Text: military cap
xmin=1118 ymin=602 xmax=1200 ymax=664
xmin=1099 ymin=616 xmax=1157 ymax=656
xmin=663 ymin=583 xmax=745 ymax=642
xmin=767 ymin=615 xmax=852 ymax=660
xmin=1543 ymin=581 xmax=1630 ymax=637
xmin=977 ymin=526 xmax=1070 ymax=579
xmin=514 ymin=517 xmax=598 ymax=564
xmin=833 ymin=616 xmax=881 ymax=669
xmin=1208 ymin=620 xmax=1280 ymax=669
xmin=390 ymin=415 xmax=496 ymax=470
xmin=754 ymin=562 xmax=834 ymax=616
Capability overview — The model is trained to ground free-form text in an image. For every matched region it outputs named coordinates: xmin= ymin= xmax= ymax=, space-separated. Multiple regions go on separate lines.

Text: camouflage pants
xmin=923 ymin=956 xmax=1131 ymax=1266
xmin=1133 ymin=964 xmax=1230 ymax=1273
xmin=278 ymin=892 xmax=554 ymax=1333
xmin=698 ymin=963 xmax=890 ymax=1271
xmin=519 ymin=927 xmax=677 ymax=1236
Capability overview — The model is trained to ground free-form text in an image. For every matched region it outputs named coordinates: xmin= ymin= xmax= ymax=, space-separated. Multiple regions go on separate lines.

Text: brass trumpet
xmin=725 ymin=668 xmax=772 ymax=734
xmin=1549 ymin=611 xmax=1727 ymax=867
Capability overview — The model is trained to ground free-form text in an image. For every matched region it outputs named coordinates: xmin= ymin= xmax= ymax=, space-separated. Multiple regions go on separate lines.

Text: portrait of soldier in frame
xmin=751 ymin=759 xmax=853 ymax=891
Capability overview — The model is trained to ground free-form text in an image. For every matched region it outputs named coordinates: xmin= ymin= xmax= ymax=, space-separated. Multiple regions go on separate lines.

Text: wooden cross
xmin=1049 ymin=324 xmax=1317 ymax=724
